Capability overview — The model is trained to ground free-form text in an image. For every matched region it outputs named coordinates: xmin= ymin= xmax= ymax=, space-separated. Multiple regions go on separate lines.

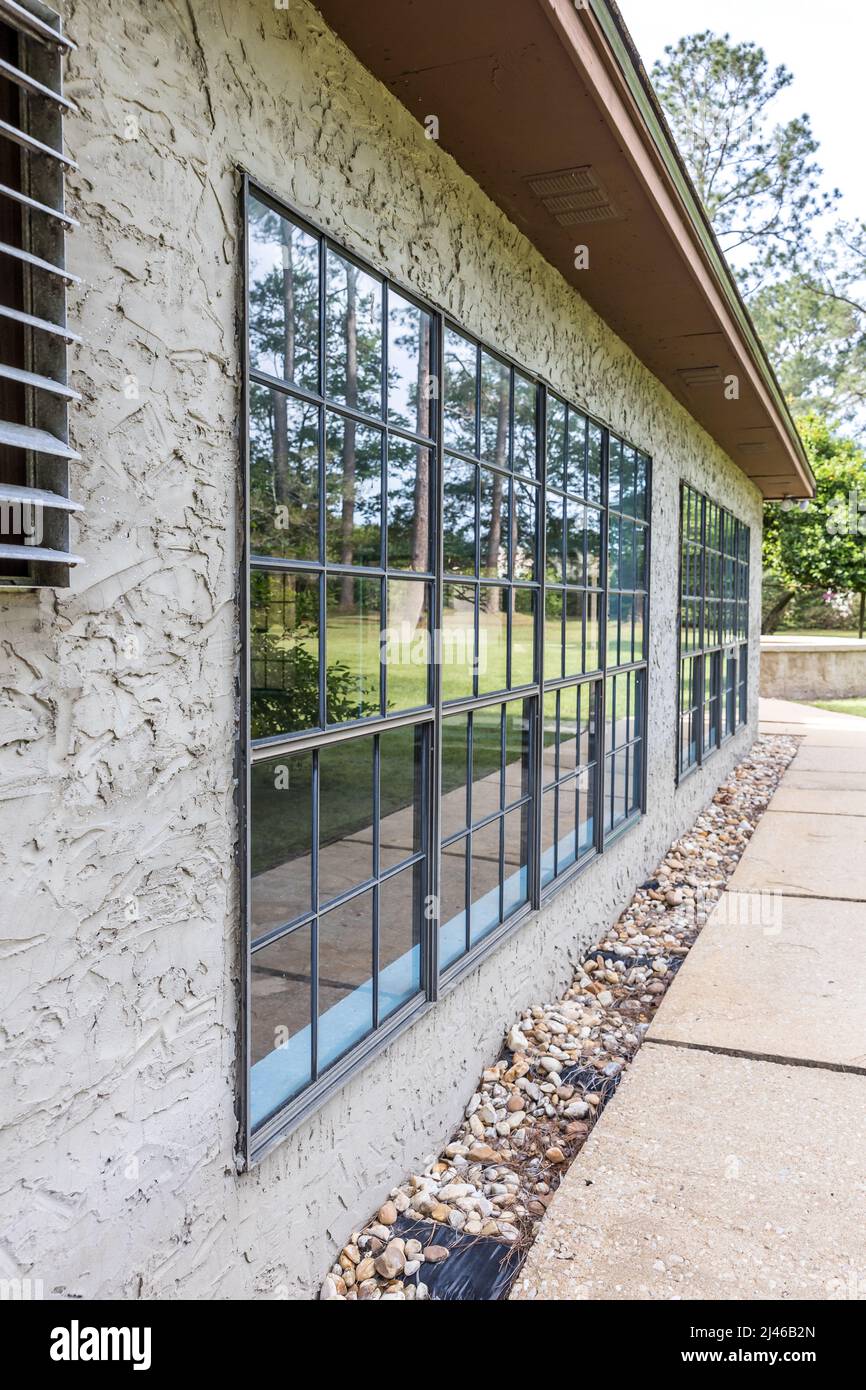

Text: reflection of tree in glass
xmin=251 ymin=620 xmax=377 ymax=738
xmin=388 ymin=302 xmax=432 ymax=583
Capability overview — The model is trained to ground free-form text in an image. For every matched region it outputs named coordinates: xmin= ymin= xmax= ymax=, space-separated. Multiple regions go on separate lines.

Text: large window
xmin=677 ymin=484 xmax=750 ymax=778
xmin=242 ymin=180 xmax=652 ymax=1157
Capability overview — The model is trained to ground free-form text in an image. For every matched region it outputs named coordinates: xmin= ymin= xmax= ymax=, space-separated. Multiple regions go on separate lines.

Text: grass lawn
xmin=808 ymin=698 xmax=866 ymax=719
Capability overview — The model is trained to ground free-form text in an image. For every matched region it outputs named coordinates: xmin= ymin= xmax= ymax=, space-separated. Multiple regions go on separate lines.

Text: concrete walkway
xmin=512 ymin=698 xmax=866 ymax=1300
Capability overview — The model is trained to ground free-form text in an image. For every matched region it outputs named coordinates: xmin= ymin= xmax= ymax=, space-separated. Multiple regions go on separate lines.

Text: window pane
xmin=440 ymin=836 xmax=468 ymax=968
xmin=504 ymin=698 xmax=531 ymax=805
xmin=479 ymin=467 xmax=509 ymax=577
xmin=379 ymin=865 xmax=422 ymax=1019
xmin=250 ymin=385 xmax=319 ymax=559
xmin=608 ymin=436 xmax=622 ymax=510
xmin=379 ymin=724 xmax=424 ymax=871
xmin=544 ymin=589 xmax=563 ymax=680
xmin=619 ymin=519 xmax=635 ymax=591
xmin=546 ymin=493 xmax=564 ymax=582
xmin=325 ymin=251 xmax=383 ymax=416
xmin=513 ymin=372 xmax=537 ymax=477
xmin=502 ymin=803 xmax=529 ymax=918
xmin=620 ymin=446 xmax=636 ymax=516
xmin=608 ymin=514 xmax=621 ymax=589
xmin=478 ymin=587 xmax=508 ymax=693
xmin=585 ymin=591 xmax=601 ymax=671
xmin=444 ymin=328 xmax=477 ymax=452
xmin=580 ymin=683 xmax=598 ymax=765
xmin=512 ymin=589 xmax=536 ymax=687
xmin=388 ymin=437 xmax=432 ymax=571
xmin=472 ymin=704 xmax=502 ymax=822
xmin=251 ymin=752 xmax=313 ymax=939
xmin=479 ymin=351 xmax=510 ymax=465
xmin=318 ymin=890 xmax=374 ymax=1071
xmin=248 ymin=197 xmax=318 ymax=392
xmin=250 ymin=924 xmax=312 ymax=1129
xmin=470 ymin=817 xmax=501 ymax=945
xmin=547 ymin=394 xmax=567 ymax=490
xmin=387 ymin=290 xmax=433 ymax=436
xmin=565 ymin=589 xmax=583 ymax=676
xmin=541 ymin=788 xmax=556 ymax=887
xmin=565 ymin=499 xmax=585 ymax=584
xmin=513 ymin=480 xmax=537 ymax=580
xmin=634 ymin=523 xmax=647 ymax=588
xmin=326 ymin=577 xmax=381 ymax=722
xmin=586 ymin=506 xmax=602 ymax=587
xmin=567 ymin=409 xmax=587 ymax=496
xmin=385 ymin=579 xmax=430 ymax=712
xmin=318 ymin=738 xmax=375 ymax=903
xmin=250 ymin=570 xmax=320 ymax=737
xmin=442 ymin=582 xmax=476 ymax=700
xmin=634 ymin=453 xmax=647 ymax=518
xmin=443 ymin=458 xmax=477 ymax=575
xmin=558 ymin=685 xmax=579 ymax=774
xmin=542 ymin=691 xmax=558 ymax=786
xmin=577 ymin=765 xmax=595 ymax=854
xmin=442 ymin=712 xmax=470 ymax=840
xmin=587 ymin=422 xmax=603 ymax=503
xmin=324 ymin=415 xmax=383 ymax=567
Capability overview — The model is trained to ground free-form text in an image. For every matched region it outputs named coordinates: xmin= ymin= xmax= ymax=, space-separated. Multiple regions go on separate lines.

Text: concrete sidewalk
xmin=512 ymin=698 xmax=866 ymax=1301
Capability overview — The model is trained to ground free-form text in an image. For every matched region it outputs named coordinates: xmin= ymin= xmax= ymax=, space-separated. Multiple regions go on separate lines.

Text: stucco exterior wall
xmin=0 ymin=0 xmax=762 ymax=1299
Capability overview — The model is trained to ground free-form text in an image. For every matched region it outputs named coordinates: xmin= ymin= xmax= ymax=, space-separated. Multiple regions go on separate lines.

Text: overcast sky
xmin=620 ymin=0 xmax=865 ymax=226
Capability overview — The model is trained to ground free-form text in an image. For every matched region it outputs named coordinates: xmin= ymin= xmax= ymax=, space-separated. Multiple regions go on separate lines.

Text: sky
xmin=620 ymin=0 xmax=865 ymax=226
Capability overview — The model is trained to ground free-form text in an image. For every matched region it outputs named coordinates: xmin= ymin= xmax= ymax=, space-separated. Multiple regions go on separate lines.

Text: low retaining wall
xmin=760 ymin=639 xmax=866 ymax=700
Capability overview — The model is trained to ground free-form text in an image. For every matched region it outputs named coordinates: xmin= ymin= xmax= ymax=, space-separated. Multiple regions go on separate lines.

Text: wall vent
xmin=678 ymin=365 xmax=723 ymax=388
xmin=525 ymin=165 xmax=620 ymax=226
xmin=0 ymin=0 xmax=81 ymax=588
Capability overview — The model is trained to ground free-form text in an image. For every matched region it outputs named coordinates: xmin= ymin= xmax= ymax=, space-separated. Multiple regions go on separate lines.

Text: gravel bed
xmin=320 ymin=734 xmax=798 ymax=1301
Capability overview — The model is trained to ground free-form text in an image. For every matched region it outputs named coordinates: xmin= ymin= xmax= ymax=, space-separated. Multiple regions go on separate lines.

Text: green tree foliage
xmin=651 ymin=32 xmax=836 ymax=293
xmin=763 ymin=416 xmax=866 ymax=632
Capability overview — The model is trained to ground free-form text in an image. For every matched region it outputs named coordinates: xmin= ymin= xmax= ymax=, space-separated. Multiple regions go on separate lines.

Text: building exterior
xmin=0 ymin=0 xmax=812 ymax=1299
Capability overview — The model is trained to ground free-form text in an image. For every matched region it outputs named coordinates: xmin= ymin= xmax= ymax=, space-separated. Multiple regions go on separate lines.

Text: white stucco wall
xmin=0 ymin=0 xmax=762 ymax=1299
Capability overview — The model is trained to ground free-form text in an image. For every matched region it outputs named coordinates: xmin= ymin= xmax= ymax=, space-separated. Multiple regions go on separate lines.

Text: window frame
xmin=676 ymin=482 xmax=750 ymax=783
xmin=239 ymin=175 xmax=652 ymax=1164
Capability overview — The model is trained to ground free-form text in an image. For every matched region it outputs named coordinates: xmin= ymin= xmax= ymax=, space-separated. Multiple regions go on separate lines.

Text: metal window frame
xmin=675 ymin=482 xmax=750 ymax=783
xmin=238 ymin=172 xmax=654 ymax=1166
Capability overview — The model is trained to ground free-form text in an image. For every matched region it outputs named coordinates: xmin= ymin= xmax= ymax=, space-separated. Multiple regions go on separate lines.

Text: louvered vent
xmin=0 ymin=0 xmax=81 ymax=588
xmin=525 ymin=166 xmax=620 ymax=226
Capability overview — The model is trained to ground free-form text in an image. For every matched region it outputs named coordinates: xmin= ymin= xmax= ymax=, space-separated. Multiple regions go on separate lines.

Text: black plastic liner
xmin=394 ymin=1215 xmax=525 ymax=1301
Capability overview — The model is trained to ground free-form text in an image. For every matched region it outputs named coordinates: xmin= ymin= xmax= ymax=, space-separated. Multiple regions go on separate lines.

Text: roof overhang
xmin=313 ymin=0 xmax=814 ymax=499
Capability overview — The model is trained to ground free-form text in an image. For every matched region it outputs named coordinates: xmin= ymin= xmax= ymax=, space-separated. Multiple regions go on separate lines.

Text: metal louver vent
xmin=525 ymin=165 xmax=620 ymax=227
xmin=0 ymin=0 xmax=81 ymax=588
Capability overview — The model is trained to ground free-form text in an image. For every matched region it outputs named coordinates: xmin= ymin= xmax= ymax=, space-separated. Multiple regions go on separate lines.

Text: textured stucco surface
xmin=760 ymin=644 xmax=866 ymax=699
xmin=0 ymin=0 xmax=762 ymax=1298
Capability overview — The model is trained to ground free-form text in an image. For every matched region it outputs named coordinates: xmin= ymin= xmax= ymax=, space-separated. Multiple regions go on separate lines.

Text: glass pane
xmin=608 ymin=514 xmax=621 ymax=589
xmin=565 ymin=498 xmax=585 ymax=584
xmin=250 ymin=570 xmax=320 ymax=737
xmin=378 ymin=865 xmax=422 ymax=1019
xmin=565 ymin=589 xmax=583 ymax=676
xmin=324 ymin=415 xmax=382 ymax=567
xmin=577 ymin=765 xmax=595 ymax=855
xmin=541 ymin=788 xmax=556 ymax=887
xmin=567 ymin=409 xmax=587 ymax=496
xmin=513 ymin=372 xmax=537 ymax=477
xmin=558 ymin=776 xmax=577 ymax=873
xmin=442 ymin=712 xmax=470 ymax=840
xmin=384 ymin=579 xmax=430 ymax=712
xmin=387 ymin=290 xmax=433 ymax=436
xmin=470 ymin=817 xmax=501 ymax=944
xmin=318 ymin=738 xmax=374 ymax=904
xmin=512 ymin=589 xmax=536 ymax=688
xmin=379 ymin=724 xmax=424 ymax=871
xmin=326 ymin=577 xmax=381 ymax=722
xmin=585 ymin=591 xmax=601 ymax=671
xmin=440 ymin=836 xmax=467 ymax=968
xmin=586 ymin=506 xmax=602 ymax=587
xmin=250 ymin=924 xmax=312 ymax=1129
xmin=250 ymin=385 xmax=319 ymax=559
xmin=471 ymin=704 xmax=502 ymax=822
xmin=608 ymin=436 xmax=622 ymax=510
xmin=442 ymin=583 xmax=476 ymax=701
xmin=443 ymin=458 xmax=477 ymax=575
xmin=248 ymin=196 xmax=318 ymax=392
xmin=620 ymin=593 xmax=634 ymax=665
xmin=620 ymin=446 xmax=636 ymax=516
xmin=388 ymin=437 xmax=432 ymax=571
xmin=586 ymin=422 xmax=603 ymax=503
xmin=318 ymin=890 xmax=374 ymax=1070
xmin=444 ymin=328 xmax=477 ymax=452
xmin=546 ymin=493 xmax=564 ymax=582
xmin=542 ymin=691 xmax=558 ymax=786
xmin=479 ymin=351 xmax=510 ymax=465
xmin=478 ymin=587 xmax=508 ymax=693
xmin=634 ymin=453 xmax=647 ymax=519
xmin=513 ymin=480 xmax=537 ymax=580
xmin=251 ymin=752 xmax=313 ymax=939
xmin=579 ymin=683 xmax=597 ymax=765
xmin=502 ymin=804 xmax=529 ymax=918
xmin=504 ymin=698 xmax=531 ymax=805
xmin=479 ymin=467 xmax=509 ymax=578
xmin=634 ymin=523 xmax=647 ymax=589
xmin=325 ymin=250 xmax=383 ymax=416
xmin=546 ymin=393 xmax=567 ymax=490
xmin=558 ymin=684 xmax=578 ymax=774
xmin=544 ymin=589 xmax=563 ymax=680
xmin=619 ymin=519 xmax=635 ymax=591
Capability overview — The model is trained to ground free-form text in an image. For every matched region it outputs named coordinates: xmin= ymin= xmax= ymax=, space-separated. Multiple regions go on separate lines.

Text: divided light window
xmin=677 ymin=483 xmax=750 ymax=779
xmin=242 ymin=180 xmax=653 ymax=1158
